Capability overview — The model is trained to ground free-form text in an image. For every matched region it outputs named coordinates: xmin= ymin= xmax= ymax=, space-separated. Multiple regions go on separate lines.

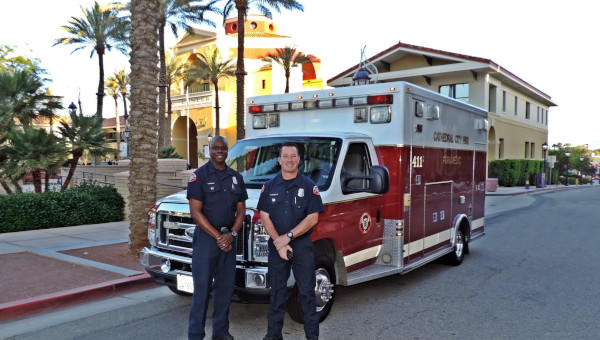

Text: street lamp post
xmin=542 ymin=142 xmax=548 ymax=186
xmin=565 ymin=150 xmax=570 ymax=186
xmin=579 ymin=156 xmax=584 ymax=185
xmin=68 ymin=102 xmax=77 ymax=115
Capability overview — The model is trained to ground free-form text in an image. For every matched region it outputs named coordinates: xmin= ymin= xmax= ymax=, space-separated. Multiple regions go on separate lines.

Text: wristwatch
xmin=287 ymin=231 xmax=294 ymax=241
xmin=231 ymin=230 xmax=238 ymax=237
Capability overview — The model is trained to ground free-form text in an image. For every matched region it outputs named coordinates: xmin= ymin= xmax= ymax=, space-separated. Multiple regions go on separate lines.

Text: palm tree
xmin=185 ymin=47 xmax=235 ymax=136
xmin=222 ymin=0 xmax=304 ymax=141
xmin=262 ymin=46 xmax=314 ymax=93
xmin=153 ymin=0 xmax=219 ymax=149
xmin=165 ymin=51 xmax=186 ymax=144
xmin=54 ymin=2 xmax=129 ymax=121
xmin=128 ymin=0 xmax=160 ymax=252
xmin=57 ymin=110 xmax=113 ymax=191
xmin=105 ymin=75 xmax=122 ymax=161
xmin=2 ymin=127 xmax=67 ymax=193
xmin=112 ymin=69 xmax=130 ymax=124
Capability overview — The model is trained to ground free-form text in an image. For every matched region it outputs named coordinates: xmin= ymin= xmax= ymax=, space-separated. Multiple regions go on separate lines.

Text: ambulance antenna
xmin=352 ymin=46 xmax=378 ymax=86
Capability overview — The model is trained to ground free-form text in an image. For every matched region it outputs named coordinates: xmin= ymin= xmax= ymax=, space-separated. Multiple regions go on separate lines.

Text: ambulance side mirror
xmin=341 ymin=165 xmax=390 ymax=195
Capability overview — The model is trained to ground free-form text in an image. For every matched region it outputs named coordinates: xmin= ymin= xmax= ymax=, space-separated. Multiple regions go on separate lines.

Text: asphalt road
xmin=4 ymin=187 xmax=600 ymax=339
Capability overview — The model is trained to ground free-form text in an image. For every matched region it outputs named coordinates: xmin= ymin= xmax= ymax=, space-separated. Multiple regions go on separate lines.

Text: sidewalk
xmin=0 ymin=183 xmax=594 ymax=323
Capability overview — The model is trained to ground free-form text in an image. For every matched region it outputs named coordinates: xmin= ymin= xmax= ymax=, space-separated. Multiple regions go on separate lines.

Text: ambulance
xmin=141 ymin=81 xmax=488 ymax=323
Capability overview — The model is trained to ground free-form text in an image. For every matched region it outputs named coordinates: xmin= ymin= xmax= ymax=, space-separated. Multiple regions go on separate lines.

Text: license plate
xmin=177 ymin=274 xmax=194 ymax=294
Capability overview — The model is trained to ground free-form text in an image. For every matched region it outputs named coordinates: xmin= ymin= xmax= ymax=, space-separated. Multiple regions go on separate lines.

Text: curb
xmin=0 ymin=273 xmax=155 ymax=323
xmin=486 ymin=184 xmax=595 ymax=196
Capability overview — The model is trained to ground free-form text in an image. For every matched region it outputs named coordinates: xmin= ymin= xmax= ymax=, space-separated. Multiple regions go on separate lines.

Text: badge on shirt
xmin=312 ymin=185 xmax=320 ymax=196
xmin=232 ymin=176 xmax=238 ymax=185
xmin=298 ymin=188 xmax=304 ymax=197
xmin=188 ymin=173 xmax=197 ymax=183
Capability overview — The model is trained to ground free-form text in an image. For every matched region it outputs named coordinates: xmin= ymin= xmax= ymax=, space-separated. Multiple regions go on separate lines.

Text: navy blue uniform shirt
xmin=187 ymin=161 xmax=248 ymax=228
xmin=257 ymin=173 xmax=324 ymax=236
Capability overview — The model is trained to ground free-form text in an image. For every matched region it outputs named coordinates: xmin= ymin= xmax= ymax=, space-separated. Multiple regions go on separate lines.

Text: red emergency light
xmin=249 ymin=105 xmax=262 ymax=113
xmin=368 ymin=94 xmax=393 ymax=105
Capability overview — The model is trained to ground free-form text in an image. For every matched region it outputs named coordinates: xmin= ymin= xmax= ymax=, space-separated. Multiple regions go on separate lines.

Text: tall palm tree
xmin=112 ymin=69 xmax=130 ymax=124
xmin=165 ymin=51 xmax=186 ymax=143
xmin=154 ymin=0 xmax=219 ymax=149
xmin=185 ymin=47 xmax=235 ymax=136
xmin=262 ymin=46 xmax=314 ymax=93
xmin=54 ymin=2 xmax=130 ymax=121
xmin=222 ymin=0 xmax=304 ymax=141
xmin=2 ymin=127 xmax=67 ymax=193
xmin=105 ymin=74 xmax=122 ymax=161
xmin=129 ymin=0 xmax=160 ymax=252
xmin=57 ymin=110 xmax=113 ymax=191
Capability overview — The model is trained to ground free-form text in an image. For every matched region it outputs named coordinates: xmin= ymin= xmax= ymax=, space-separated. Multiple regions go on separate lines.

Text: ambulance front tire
xmin=286 ymin=255 xmax=336 ymax=324
xmin=169 ymin=285 xmax=193 ymax=296
xmin=445 ymin=228 xmax=465 ymax=266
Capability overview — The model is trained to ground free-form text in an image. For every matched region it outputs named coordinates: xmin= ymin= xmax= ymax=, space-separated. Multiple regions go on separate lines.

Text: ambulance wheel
xmin=169 ymin=285 xmax=192 ymax=296
xmin=287 ymin=255 xmax=336 ymax=324
xmin=445 ymin=228 xmax=465 ymax=266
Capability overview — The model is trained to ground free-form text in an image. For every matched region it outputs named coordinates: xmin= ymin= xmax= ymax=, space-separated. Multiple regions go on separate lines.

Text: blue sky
xmin=1 ymin=0 xmax=599 ymax=149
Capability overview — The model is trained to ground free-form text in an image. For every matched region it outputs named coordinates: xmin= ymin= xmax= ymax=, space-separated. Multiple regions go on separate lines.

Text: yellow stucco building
xmin=169 ymin=15 xmax=322 ymax=167
xmin=328 ymin=42 xmax=557 ymax=167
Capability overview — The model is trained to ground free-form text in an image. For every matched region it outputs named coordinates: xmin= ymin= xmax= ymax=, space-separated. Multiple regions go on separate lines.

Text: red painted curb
xmin=0 ymin=273 xmax=156 ymax=322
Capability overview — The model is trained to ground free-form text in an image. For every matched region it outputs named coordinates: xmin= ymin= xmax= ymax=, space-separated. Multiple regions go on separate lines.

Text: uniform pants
xmin=188 ymin=229 xmax=236 ymax=340
xmin=267 ymin=236 xmax=319 ymax=338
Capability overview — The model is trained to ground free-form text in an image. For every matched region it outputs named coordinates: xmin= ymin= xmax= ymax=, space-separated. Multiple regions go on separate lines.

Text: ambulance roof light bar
xmin=248 ymin=94 xmax=393 ymax=114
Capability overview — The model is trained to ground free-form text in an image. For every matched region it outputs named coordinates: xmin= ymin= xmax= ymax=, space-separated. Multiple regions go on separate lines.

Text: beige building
xmin=169 ymin=15 xmax=322 ymax=167
xmin=327 ymin=42 xmax=557 ymax=165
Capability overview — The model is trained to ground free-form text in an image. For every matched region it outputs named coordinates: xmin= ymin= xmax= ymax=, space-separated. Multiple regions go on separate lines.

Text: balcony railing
xmin=171 ymin=91 xmax=213 ymax=109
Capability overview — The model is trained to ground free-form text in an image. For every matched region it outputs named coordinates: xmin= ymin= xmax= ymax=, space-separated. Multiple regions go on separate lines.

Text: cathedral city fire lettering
xmin=433 ymin=132 xmax=469 ymax=145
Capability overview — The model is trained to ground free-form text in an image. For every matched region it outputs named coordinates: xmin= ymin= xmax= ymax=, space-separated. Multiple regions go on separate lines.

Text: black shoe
xmin=262 ymin=333 xmax=283 ymax=340
xmin=212 ymin=333 xmax=234 ymax=340
xmin=306 ymin=336 xmax=318 ymax=340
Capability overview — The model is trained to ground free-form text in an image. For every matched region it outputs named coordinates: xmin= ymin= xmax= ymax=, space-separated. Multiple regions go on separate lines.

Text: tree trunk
xmin=214 ymin=79 xmax=220 ymax=136
xmin=61 ymin=153 xmax=82 ymax=191
xmin=166 ymin=84 xmax=172 ymax=144
xmin=235 ymin=2 xmax=247 ymax=142
xmin=157 ymin=24 xmax=167 ymax=148
xmin=114 ymin=97 xmax=120 ymax=161
xmin=122 ymin=92 xmax=128 ymax=122
xmin=0 ymin=178 xmax=13 ymax=194
xmin=44 ymin=171 xmax=49 ymax=192
xmin=95 ymin=49 xmax=105 ymax=165
xmin=32 ymin=169 xmax=42 ymax=193
xmin=129 ymin=0 xmax=159 ymax=253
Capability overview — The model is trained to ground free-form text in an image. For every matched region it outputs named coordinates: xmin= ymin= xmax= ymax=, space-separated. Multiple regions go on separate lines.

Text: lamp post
xmin=352 ymin=68 xmax=371 ymax=86
xmin=542 ymin=142 xmax=548 ymax=186
xmin=579 ymin=156 xmax=584 ymax=185
xmin=565 ymin=150 xmax=570 ymax=186
xmin=124 ymin=123 xmax=130 ymax=158
xmin=68 ymin=102 xmax=77 ymax=115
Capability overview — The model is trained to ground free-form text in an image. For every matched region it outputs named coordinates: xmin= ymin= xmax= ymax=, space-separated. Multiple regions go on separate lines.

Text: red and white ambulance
xmin=141 ymin=81 xmax=488 ymax=323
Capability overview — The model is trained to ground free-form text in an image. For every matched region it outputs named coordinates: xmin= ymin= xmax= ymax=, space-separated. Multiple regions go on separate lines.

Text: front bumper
xmin=140 ymin=247 xmax=273 ymax=303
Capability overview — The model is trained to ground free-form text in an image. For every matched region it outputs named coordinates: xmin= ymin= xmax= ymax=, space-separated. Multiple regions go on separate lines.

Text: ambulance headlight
xmin=252 ymin=114 xmax=267 ymax=129
xmin=148 ymin=227 xmax=156 ymax=246
xmin=370 ymin=106 xmax=391 ymax=124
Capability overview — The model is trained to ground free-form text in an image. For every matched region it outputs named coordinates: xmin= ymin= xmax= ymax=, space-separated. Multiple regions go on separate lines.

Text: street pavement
xmin=0 ymin=183 xmax=594 ymax=324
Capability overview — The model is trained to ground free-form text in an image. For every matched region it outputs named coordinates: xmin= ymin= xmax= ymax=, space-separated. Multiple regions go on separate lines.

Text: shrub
xmin=0 ymin=183 xmax=124 ymax=233
xmin=489 ymin=159 xmax=544 ymax=187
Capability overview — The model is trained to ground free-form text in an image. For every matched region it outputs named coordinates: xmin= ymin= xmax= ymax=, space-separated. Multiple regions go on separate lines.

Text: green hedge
xmin=489 ymin=159 xmax=544 ymax=187
xmin=0 ymin=183 xmax=124 ymax=233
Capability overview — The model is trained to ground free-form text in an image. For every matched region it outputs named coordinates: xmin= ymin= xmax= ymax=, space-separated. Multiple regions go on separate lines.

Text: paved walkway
xmin=0 ymin=183 xmax=594 ymax=323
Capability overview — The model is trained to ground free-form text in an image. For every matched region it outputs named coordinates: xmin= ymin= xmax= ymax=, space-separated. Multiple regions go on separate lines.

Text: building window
xmin=499 ymin=138 xmax=504 ymax=159
xmin=502 ymin=91 xmax=506 ymax=112
xmin=531 ymin=142 xmax=535 ymax=159
xmin=439 ymin=83 xmax=469 ymax=103
xmin=525 ymin=102 xmax=530 ymax=119
xmin=525 ymin=142 xmax=530 ymax=159
xmin=546 ymin=111 xmax=548 ymax=125
xmin=514 ymin=97 xmax=518 ymax=116
xmin=541 ymin=108 xmax=544 ymax=124
xmin=189 ymin=83 xmax=210 ymax=93
xmin=537 ymin=107 xmax=540 ymax=122
xmin=262 ymin=79 xmax=266 ymax=89
xmin=489 ymin=84 xmax=497 ymax=113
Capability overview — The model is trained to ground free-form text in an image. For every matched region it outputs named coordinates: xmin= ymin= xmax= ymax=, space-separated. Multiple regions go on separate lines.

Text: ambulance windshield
xmin=227 ymin=137 xmax=342 ymax=190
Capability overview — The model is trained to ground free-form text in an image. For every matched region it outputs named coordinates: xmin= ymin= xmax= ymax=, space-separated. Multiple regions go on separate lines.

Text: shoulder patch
xmin=261 ymin=185 xmax=265 ymax=193
xmin=188 ymin=173 xmax=197 ymax=183
xmin=312 ymin=185 xmax=320 ymax=196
